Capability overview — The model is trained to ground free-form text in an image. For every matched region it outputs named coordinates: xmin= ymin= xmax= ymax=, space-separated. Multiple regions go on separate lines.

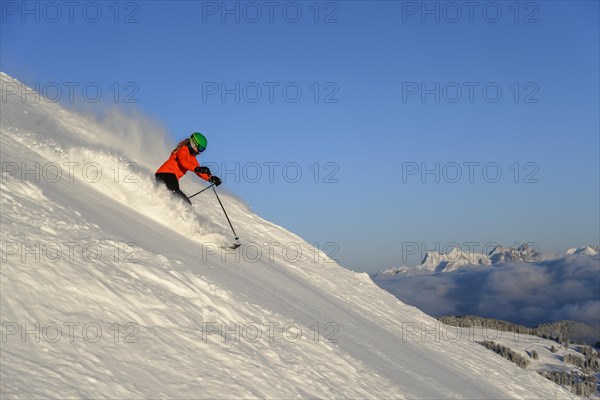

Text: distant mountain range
xmin=374 ymin=245 xmax=599 ymax=277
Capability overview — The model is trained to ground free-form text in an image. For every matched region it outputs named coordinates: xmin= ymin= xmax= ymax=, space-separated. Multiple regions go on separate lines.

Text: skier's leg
xmin=173 ymin=190 xmax=192 ymax=205
xmin=155 ymin=173 xmax=177 ymax=189
xmin=155 ymin=173 xmax=192 ymax=205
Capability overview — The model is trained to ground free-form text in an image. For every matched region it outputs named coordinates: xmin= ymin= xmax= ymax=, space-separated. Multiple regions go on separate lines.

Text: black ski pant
xmin=155 ymin=173 xmax=192 ymax=205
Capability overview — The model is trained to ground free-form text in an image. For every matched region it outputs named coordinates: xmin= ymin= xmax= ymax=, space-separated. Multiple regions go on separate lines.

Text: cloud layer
xmin=373 ymin=254 xmax=600 ymax=333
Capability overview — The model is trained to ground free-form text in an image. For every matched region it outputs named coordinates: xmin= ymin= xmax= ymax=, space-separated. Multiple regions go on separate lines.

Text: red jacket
xmin=156 ymin=145 xmax=210 ymax=181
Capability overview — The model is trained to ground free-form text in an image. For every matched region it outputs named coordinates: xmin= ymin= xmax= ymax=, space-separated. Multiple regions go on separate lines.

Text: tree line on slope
xmin=439 ymin=316 xmax=600 ymax=397
xmin=437 ymin=315 xmax=599 ymax=347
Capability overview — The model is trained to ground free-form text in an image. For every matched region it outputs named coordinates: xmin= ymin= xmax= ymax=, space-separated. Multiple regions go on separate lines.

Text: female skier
xmin=155 ymin=132 xmax=221 ymax=204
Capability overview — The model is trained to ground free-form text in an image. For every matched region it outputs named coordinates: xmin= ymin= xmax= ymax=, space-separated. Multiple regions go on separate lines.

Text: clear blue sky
xmin=2 ymin=1 xmax=598 ymax=272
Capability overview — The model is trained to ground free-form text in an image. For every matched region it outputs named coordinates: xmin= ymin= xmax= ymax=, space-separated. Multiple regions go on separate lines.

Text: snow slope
xmin=457 ymin=327 xmax=593 ymax=375
xmin=0 ymin=72 xmax=577 ymax=399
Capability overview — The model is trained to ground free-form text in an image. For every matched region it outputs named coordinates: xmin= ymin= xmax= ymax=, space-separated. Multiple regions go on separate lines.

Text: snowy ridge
xmin=0 ymin=72 xmax=577 ymax=398
xmin=420 ymin=246 xmax=491 ymax=272
xmin=488 ymin=244 xmax=540 ymax=264
xmin=375 ymin=244 xmax=598 ymax=277
xmin=566 ymin=246 xmax=600 ymax=256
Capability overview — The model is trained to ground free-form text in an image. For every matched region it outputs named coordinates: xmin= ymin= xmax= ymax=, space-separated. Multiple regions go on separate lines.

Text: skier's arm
xmin=177 ymin=147 xmax=210 ymax=181
xmin=178 ymin=146 xmax=221 ymax=185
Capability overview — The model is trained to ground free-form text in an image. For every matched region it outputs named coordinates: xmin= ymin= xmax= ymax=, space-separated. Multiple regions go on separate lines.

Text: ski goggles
xmin=191 ymin=141 xmax=206 ymax=153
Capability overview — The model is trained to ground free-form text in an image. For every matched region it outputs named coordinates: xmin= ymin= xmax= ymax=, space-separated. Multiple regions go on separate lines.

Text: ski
xmin=221 ymin=241 xmax=241 ymax=250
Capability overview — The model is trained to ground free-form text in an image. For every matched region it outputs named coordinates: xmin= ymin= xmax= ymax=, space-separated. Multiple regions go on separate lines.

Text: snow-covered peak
xmin=566 ymin=246 xmax=599 ymax=256
xmin=420 ymin=248 xmax=491 ymax=272
xmin=488 ymin=244 xmax=539 ymax=264
xmin=377 ymin=265 xmax=411 ymax=276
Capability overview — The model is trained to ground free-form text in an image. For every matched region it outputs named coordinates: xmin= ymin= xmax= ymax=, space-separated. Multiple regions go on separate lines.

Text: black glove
xmin=209 ymin=176 xmax=222 ymax=186
xmin=195 ymin=166 xmax=211 ymax=176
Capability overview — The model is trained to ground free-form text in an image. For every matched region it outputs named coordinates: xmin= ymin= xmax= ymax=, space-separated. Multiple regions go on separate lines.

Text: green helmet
xmin=190 ymin=132 xmax=207 ymax=153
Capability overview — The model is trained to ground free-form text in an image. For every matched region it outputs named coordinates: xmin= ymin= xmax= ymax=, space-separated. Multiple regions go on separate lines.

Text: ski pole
xmin=212 ymin=186 xmax=239 ymax=243
xmin=189 ymin=183 xmax=215 ymax=199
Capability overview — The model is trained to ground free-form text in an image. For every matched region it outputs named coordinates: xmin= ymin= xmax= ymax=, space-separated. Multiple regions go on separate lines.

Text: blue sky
xmin=2 ymin=1 xmax=599 ymax=272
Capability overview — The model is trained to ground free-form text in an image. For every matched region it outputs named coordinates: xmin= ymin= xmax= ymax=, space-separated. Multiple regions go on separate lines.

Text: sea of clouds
xmin=373 ymin=253 xmax=600 ymax=339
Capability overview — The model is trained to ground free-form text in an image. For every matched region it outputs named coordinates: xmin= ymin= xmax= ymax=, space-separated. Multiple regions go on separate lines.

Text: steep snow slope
xmin=0 ymin=73 xmax=576 ymax=399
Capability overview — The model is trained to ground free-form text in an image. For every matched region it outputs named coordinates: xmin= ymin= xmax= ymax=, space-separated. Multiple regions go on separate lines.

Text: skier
xmin=155 ymin=132 xmax=222 ymax=204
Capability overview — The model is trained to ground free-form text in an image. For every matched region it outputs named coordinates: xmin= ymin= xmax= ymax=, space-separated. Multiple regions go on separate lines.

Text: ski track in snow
xmin=0 ymin=72 xmax=578 ymax=399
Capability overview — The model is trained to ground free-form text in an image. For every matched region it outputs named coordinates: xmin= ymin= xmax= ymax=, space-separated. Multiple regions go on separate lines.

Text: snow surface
xmin=459 ymin=327 xmax=592 ymax=375
xmin=0 ymin=72 xmax=577 ymax=398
